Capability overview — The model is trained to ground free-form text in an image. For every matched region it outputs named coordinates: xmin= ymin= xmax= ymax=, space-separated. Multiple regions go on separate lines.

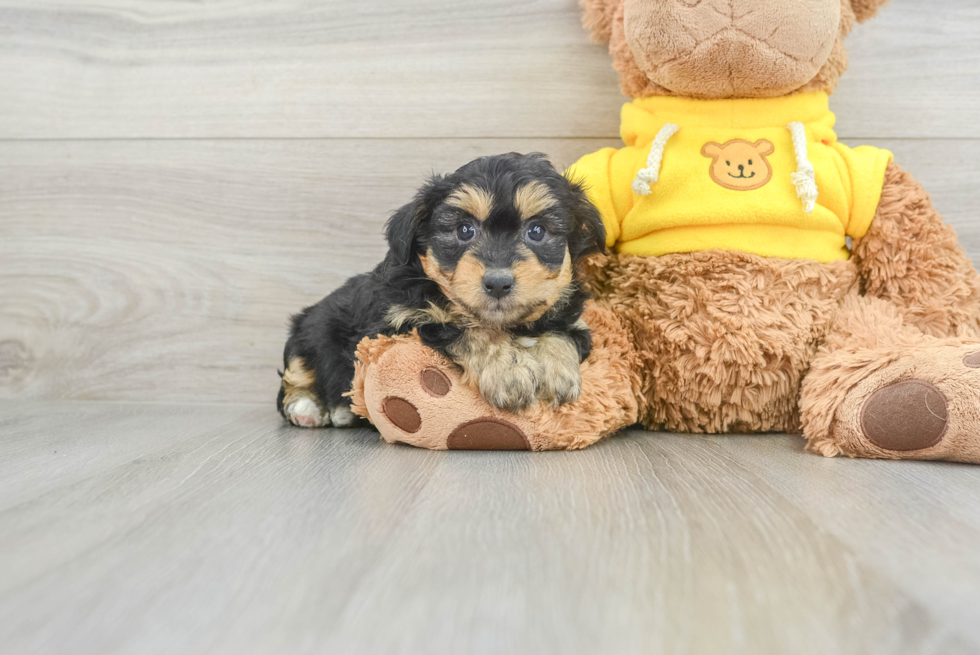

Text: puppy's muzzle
xmin=482 ymin=269 xmax=515 ymax=300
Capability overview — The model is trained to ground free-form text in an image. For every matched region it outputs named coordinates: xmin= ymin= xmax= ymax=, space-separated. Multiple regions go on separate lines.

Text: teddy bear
xmin=346 ymin=0 xmax=980 ymax=463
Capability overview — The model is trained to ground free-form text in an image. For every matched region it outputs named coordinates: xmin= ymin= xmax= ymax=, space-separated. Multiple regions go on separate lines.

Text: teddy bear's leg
xmin=800 ymin=293 xmax=980 ymax=463
xmin=347 ymin=302 xmax=641 ymax=451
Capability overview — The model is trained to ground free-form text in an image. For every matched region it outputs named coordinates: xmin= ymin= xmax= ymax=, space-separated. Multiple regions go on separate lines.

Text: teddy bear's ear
xmin=580 ymin=0 xmax=623 ymax=44
xmin=701 ymin=143 xmax=723 ymax=158
xmin=850 ymin=0 xmax=891 ymax=23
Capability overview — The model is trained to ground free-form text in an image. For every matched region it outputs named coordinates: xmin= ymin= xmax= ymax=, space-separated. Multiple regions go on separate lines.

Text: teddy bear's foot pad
xmin=381 ymin=396 xmax=422 ymax=433
xmin=860 ymin=379 xmax=948 ymax=451
xmin=420 ymin=367 xmax=452 ymax=397
xmin=446 ymin=418 xmax=530 ymax=450
xmin=822 ymin=344 xmax=980 ymax=463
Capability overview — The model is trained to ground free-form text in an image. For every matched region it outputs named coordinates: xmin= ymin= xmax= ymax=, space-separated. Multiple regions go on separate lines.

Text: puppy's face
xmin=407 ymin=154 xmax=604 ymax=327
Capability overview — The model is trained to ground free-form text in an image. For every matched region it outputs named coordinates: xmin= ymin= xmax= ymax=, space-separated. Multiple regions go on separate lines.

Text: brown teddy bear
xmin=348 ymin=0 xmax=980 ymax=463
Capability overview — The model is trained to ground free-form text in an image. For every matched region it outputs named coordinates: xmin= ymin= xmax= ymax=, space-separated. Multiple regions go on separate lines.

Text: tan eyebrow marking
xmin=514 ymin=181 xmax=557 ymax=220
xmin=445 ymin=184 xmax=494 ymax=221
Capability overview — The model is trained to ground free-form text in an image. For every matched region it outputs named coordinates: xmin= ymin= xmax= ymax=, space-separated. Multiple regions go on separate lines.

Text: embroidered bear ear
xmin=753 ymin=140 xmax=775 ymax=157
xmin=701 ymin=142 xmax=723 ymax=158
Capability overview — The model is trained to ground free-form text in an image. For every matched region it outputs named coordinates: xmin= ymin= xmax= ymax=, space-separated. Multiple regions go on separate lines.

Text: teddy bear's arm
xmin=851 ymin=161 xmax=980 ymax=337
xmin=565 ymin=147 xmax=623 ymax=248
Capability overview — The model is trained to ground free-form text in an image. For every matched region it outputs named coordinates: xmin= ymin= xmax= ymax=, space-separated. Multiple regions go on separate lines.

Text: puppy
xmin=277 ymin=152 xmax=605 ymax=428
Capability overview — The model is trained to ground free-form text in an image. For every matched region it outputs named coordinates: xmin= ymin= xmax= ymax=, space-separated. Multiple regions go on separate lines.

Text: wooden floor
xmin=3 ymin=0 xmax=980 ymax=653
xmin=3 ymin=401 xmax=980 ymax=654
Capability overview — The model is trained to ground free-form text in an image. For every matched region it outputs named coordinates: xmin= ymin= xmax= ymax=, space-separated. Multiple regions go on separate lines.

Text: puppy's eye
xmin=748 ymin=159 xmax=753 ymax=165
xmin=456 ymin=223 xmax=476 ymax=241
xmin=726 ymin=161 xmax=730 ymax=166
xmin=526 ymin=224 xmax=546 ymax=242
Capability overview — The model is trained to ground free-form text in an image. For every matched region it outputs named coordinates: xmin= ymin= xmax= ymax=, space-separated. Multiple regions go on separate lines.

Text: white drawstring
xmin=787 ymin=121 xmax=818 ymax=214
xmin=632 ymin=123 xmax=680 ymax=196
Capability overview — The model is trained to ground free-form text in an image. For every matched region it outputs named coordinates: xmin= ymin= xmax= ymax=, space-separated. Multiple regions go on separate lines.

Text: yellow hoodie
xmin=566 ymin=93 xmax=893 ymax=263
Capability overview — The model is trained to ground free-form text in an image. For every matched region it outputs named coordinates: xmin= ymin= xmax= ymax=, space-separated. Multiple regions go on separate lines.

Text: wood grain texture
xmin=0 ymin=401 xmax=978 ymax=655
xmin=2 ymin=138 xmax=979 ymax=404
xmin=0 ymin=0 xmax=978 ymax=139
xmin=712 ymin=435 xmax=980 ymax=649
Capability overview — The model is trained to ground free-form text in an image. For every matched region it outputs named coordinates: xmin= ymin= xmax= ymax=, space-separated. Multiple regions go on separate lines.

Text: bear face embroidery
xmin=701 ymin=139 xmax=775 ymax=191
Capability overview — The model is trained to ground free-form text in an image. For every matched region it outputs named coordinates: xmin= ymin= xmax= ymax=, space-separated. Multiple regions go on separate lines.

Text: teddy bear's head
xmin=581 ymin=0 xmax=890 ymax=99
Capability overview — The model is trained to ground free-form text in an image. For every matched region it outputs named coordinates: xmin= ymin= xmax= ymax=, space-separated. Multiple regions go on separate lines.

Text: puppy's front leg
xmin=447 ymin=328 xmax=587 ymax=411
xmin=448 ymin=328 xmax=542 ymax=412
xmin=522 ymin=332 xmax=584 ymax=406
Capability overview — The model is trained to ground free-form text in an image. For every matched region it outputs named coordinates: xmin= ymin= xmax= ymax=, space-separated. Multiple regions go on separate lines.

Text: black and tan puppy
xmin=277 ymin=152 xmax=605 ymax=428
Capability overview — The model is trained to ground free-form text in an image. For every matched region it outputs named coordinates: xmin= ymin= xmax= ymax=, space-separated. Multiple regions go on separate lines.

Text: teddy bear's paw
xmin=360 ymin=338 xmax=536 ymax=450
xmin=828 ymin=343 xmax=980 ymax=463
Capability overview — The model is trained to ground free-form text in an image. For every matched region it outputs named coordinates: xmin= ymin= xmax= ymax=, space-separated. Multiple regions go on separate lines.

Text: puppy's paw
xmin=529 ymin=334 xmax=583 ymax=406
xmin=454 ymin=330 xmax=585 ymax=412
xmin=477 ymin=356 xmax=542 ymax=412
xmin=329 ymin=405 xmax=359 ymax=427
xmin=285 ymin=396 xmax=330 ymax=428
xmin=537 ymin=360 xmax=582 ymax=406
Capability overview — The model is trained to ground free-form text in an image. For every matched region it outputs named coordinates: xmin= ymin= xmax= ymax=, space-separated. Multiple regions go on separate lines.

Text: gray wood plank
xmin=834 ymin=0 xmax=980 ymax=140
xmin=0 ymin=402 xmax=977 ymax=654
xmin=2 ymin=137 xmax=978 ymax=404
xmin=0 ymin=401 xmax=263 ymax=512
xmin=0 ymin=0 xmax=623 ymax=140
xmin=0 ymin=0 xmax=977 ymax=140
xmin=710 ymin=434 xmax=980 ymax=648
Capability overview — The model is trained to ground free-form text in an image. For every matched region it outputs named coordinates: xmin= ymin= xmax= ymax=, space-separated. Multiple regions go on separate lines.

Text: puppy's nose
xmin=482 ymin=270 xmax=515 ymax=299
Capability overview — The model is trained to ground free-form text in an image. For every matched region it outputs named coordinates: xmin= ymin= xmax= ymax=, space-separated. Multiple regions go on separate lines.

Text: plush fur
xmin=601 ymin=0 xmax=863 ymax=99
xmin=584 ymin=251 xmax=857 ymax=433
xmin=278 ymin=153 xmax=605 ymax=426
xmin=852 ymin=162 xmax=980 ymax=338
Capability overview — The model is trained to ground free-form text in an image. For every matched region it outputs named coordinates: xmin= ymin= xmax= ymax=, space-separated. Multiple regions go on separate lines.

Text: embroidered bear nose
xmin=738 ymin=164 xmax=745 ymax=172
xmin=483 ymin=270 xmax=514 ymax=299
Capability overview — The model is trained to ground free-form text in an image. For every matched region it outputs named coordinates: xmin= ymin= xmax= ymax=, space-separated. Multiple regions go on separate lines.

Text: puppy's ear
xmin=384 ymin=201 xmax=422 ymax=266
xmin=384 ymin=174 xmax=451 ymax=266
xmin=565 ymin=180 xmax=607 ymax=261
